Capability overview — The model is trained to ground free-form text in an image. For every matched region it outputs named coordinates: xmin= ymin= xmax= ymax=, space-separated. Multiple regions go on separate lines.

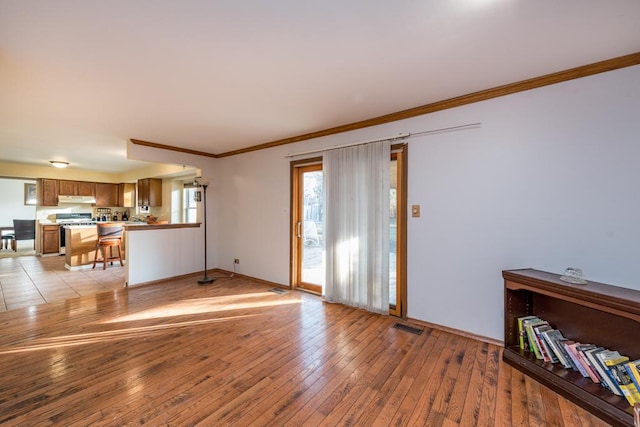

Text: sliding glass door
xmin=292 ymin=163 xmax=323 ymax=294
xmin=291 ymin=146 xmax=406 ymax=316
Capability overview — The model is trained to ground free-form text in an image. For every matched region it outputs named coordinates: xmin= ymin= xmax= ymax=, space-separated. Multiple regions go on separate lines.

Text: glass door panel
xmin=390 ymin=158 xmax=398 ymax=308
xmin=301 ymin=169 xmax=323 ymax=287
xmin=292 ymin=164 xmax=323 ymax=294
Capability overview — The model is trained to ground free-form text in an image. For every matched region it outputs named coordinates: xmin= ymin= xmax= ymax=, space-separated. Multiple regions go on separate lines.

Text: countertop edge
xmin=124 ymin=223 xmax=201 ymax=231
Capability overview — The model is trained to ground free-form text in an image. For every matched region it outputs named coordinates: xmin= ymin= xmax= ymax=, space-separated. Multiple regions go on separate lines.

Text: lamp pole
xmin=198 ymin=182 xmax=214 ymax=285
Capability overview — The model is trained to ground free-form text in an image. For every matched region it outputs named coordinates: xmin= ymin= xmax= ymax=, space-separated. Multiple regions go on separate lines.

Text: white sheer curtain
xmin=323 ymin=140 xmax=390 ymax=314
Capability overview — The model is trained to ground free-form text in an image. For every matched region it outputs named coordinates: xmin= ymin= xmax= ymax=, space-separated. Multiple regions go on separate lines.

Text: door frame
xmin=290 ymin=158 xmax=323 ymax=294
xmin=390 ymin=143 xmax=408 ymax=318
xmin=289 ymin=145 xmax=407 ymax=317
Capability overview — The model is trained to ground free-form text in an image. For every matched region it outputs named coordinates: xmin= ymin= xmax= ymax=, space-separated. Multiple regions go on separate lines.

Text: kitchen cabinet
xmin=95 ymin=183 xmax=119 ymax=207
xmin=41 ymin=224 xmax=60 ymax=255
xmin=39 ymin=179 xmax=58 ymax=206
xmin=58 ymin=180 xmax=95 ymax=196
xmin=118 ymin=183 xmax=136 ymax=208
xmin=58 ymin=180 xmax=78 ymax=196
xmin=78 ymin=181 xmax=95 ymax=196
xmin=137 ymin=178 xmax=162 ymax=207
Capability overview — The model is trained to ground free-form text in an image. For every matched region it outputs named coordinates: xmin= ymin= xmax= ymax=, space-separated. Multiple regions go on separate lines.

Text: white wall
xmin=209 ymin=149 xmax=294 ymax=281
xmin=0 ymin=178 xmax=37 ymax=225
xmin=405 ymin=66 xmax=640 ymax=340
xmin=207 ymin=65 xmax=640 ymax=341
xmin=126 ymin=226 xmax=204 ymax=286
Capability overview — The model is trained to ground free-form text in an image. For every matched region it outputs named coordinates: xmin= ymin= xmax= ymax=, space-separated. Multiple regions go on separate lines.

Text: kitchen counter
xmin=124 ymin=222 xmax=200 ymax=231
xmin=125 ymin=222 xmax=202 ymax=286
xmin=63 ymin=223 xmax=198 ymax=269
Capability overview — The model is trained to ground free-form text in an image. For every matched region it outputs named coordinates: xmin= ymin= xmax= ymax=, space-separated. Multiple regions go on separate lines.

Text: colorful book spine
xmin=563 ymin=341 xmax=589 ymax=377
xmin=593 ymin=350 xmax=624 ymax=396
xmin=607 ymin=359 xmax=640 ymax=406
xmin=541 ymin=331 xmax=574 ymax=369
xmin=517 ymin=315 xmax=538 ymax=351
xmin=624 ymin=360 xmax=640 ymax=395
xmin=554 ymin=339 xmax=577 ymax=371
xmin=533 ymin=324 xmax=555 ymax=363
xmin=575 ymin=344 xmax=601 ymax=383
xmin=584 ymin=348 xmax=611 ymax=391
xmin=525 ymin=320 xmax=548 ymax=360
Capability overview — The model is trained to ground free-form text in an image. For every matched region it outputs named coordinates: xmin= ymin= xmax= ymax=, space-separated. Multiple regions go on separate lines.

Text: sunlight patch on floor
xmin=102 ymin=292 xmax=301 ymax=323
xmin=0 ymin=314 xmax=262 ymax=355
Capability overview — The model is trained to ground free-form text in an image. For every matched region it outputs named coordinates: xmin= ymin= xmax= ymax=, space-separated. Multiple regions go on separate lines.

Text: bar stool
xmin=92 ymin=223 xmax=124 ymax=270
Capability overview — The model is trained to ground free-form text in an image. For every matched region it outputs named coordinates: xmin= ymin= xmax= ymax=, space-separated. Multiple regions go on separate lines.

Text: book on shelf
xmin=563 ymin=341 xmax=589 ymax=377
xmin=559 ymin=339 xmax=578 ymax=371
xmin=521 ymin=316 xmax=543 ymax=354
xmin=625 ymin=360 xmax=640 ymax=397
xmin=533 ymin=324 xmax=556 ymax=363
xmin=593 ymin=350 xmax=625 ymax=396
xmin=584 ymin=347 xmax=612 ymax=392
xmin=605 ymin=355 xmax=640 ymax=406
xmin=525 ymin=319 xmax=549 ymax=360
xmin=575 ymin=344 xmax=602 ymax=384
xmin=540 ymin=330 xmax=572 ymax=368
xmin=517 ymin=315 xmax=539 ymax=351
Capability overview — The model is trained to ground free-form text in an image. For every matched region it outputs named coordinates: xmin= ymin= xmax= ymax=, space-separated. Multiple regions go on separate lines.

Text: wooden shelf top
xmin=503 ymin=268 xmax=640 ymax=316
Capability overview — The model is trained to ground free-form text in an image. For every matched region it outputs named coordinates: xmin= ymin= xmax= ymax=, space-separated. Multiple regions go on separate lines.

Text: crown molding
xmin=130 ymin=139 xmax=220 ymax=158
xmin=132 ymin=51 xmax=640 ymax=159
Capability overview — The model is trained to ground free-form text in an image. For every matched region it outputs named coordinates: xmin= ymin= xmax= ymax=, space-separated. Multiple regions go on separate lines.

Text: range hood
xmin=57 ymin=195 xmax=97 ymax=204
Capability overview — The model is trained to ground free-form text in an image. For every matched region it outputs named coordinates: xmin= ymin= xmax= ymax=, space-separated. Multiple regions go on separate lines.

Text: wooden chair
xmin=92 ymin=223 xmax=124 ymax=270
xmin=7 ymin=219 xmax=36 ymax=252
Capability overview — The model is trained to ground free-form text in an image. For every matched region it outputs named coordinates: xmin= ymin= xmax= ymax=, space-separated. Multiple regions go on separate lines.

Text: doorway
xmin=291 ymin=162 xmax=324 ymax=294
xmin=290 ymin=144 xmax=407 ymax=316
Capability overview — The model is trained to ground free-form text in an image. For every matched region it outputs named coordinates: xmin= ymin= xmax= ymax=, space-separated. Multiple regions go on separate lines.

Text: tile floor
xmin=0 ymin=254 xmax=126 ymax=312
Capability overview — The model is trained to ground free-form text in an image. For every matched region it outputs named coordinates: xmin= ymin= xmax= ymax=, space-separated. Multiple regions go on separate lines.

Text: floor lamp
xmin=196 ymin=179 xmax=214 ymax=285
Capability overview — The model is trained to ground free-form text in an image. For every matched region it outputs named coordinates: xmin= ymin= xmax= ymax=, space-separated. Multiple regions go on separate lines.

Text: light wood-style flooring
xmin=0 ymin=254 xmax=125 ymax=312
xmin=0 ymin=268 xmax=611 ymax=426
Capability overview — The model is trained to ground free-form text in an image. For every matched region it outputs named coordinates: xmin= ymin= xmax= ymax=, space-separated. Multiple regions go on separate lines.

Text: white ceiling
xmin=1 ymin=0 xmax=639 ymax=173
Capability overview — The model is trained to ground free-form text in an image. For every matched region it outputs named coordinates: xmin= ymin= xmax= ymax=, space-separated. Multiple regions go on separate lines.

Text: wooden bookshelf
xmin=503 ymin=268 xmax=640 ymax=427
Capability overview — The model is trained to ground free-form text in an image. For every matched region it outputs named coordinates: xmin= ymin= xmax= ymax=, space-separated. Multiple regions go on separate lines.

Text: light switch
xmin=411 ymin=205 xmax=420 ymax=218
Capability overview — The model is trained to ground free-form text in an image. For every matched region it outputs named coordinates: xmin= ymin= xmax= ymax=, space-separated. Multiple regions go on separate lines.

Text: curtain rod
xmin=285 ymin=122 xmax=481 ymax=158
xmin=285 ymin=133 xmax=409 ymax=158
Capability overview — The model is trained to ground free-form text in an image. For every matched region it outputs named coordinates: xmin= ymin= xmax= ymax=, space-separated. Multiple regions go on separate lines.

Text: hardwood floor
xmin=0 ymin=273 xmax=611 ymax=426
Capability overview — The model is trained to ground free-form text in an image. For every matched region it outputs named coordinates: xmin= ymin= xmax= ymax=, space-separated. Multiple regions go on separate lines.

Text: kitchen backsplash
xmin=36 ymin=205 xmax=167 ymax=223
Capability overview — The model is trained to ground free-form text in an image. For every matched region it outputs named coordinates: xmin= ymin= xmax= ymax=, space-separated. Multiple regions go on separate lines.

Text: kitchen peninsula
xmin=125 ymin=222 xmax=202 ymax=286
xmin=64 ymin=222 xmax=203 ymax=287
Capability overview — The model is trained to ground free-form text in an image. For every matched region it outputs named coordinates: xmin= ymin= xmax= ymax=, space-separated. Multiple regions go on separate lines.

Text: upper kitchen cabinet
xmin=137 ymin=178 xmax=162 ymax=207
xmin=95 ymin=183 xmax=119 ymax=207
xmin=58 ymin=180 xmax=95 ymax=196
xmin=39 ymin=178 xmax=58 ymax=206
xmin=58 ymin=180 xmax=77 ymax=196
xmin=118 ymin=183 xmax=136 ymax=208
xmin=78 ymin=181 xmax=95 ymax=196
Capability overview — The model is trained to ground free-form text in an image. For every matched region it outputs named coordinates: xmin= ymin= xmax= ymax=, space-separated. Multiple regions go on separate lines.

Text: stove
xmin=55 ymin=213 xmax=95 ymax=225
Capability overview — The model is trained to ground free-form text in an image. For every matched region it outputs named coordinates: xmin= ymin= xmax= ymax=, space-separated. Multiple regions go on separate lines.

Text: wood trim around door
xmin=290 ymin=158 xmax=323 ymax=294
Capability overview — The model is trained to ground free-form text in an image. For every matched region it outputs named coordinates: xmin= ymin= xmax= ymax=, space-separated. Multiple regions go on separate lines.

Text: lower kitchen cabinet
xmin=41 ymin=224 xmax=60 ymax=255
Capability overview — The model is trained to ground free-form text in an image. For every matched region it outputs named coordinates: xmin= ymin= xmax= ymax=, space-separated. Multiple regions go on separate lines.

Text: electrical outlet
xmin=234 ymin=259 xmax=240 ymax=264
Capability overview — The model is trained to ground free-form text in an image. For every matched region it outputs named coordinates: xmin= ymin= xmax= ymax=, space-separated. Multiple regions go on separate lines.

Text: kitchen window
xmin=183 ymin=187 xmax=198 ymax=223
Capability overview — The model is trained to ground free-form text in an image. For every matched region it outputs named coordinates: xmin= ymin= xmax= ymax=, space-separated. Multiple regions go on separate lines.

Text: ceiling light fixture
xmin=50 ymin=161 xmax=69 ymax=168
